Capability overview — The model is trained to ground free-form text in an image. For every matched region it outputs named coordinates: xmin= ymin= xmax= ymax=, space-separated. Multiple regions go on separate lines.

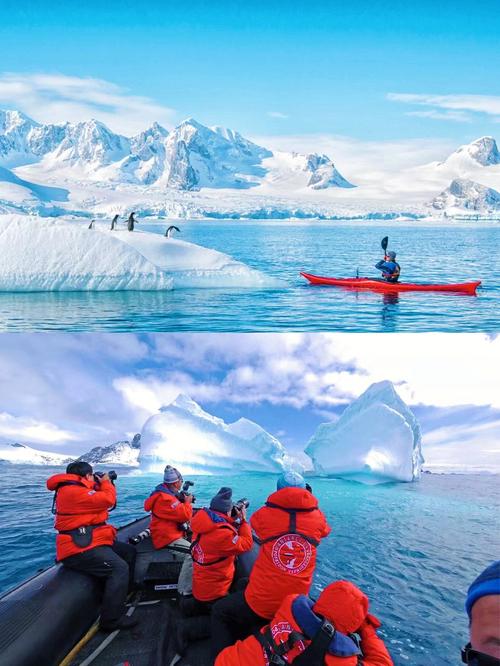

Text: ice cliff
xmin=305 ymin=381 xmax=424 ymax=484
xmin=139 ymin=394 xmax=288 ymax=475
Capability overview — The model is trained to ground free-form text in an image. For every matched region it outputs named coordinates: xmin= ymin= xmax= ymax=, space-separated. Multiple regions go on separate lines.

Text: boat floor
xmin=73 ymin=594 xmax=212 ymax=666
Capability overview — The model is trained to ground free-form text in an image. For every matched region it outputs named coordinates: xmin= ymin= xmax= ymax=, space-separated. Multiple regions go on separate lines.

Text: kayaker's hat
xmin=387 ymin=251 xmax=397 ymax=259
xmin=210 ymin=487 xmax=233 ymax=514
xmin=465 ymin=560 xmax=500 ymax=619
xmin=163 ymin=465 xmax=183 ymax=484
xmin=277 ymin=471 xmax=306 ymax=490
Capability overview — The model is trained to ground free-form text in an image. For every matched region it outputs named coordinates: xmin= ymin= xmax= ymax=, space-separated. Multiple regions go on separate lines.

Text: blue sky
xmin=0 ymin=0 xmax=498 ymax=143
xmin=0 ymin=333 xmax=498 ymax=472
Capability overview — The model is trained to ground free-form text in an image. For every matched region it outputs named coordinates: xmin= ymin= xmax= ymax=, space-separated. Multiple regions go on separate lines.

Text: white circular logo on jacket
xmin=271 ymin=534 xmax=312 ymax=574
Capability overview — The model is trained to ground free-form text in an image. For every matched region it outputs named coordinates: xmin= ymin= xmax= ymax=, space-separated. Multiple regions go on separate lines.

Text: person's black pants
xmin=211 ymin=590 xmax=267 ymax=657
xmin=62 ymin=541 xmax=136 ymax=625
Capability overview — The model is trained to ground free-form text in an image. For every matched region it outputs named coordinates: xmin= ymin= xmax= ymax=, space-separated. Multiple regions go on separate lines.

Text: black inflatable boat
xmin=0 ymin=515 xmax=258 ymax=666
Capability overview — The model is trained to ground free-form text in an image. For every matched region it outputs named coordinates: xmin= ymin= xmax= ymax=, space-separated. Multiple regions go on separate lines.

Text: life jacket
xmin=255 ymin=596 xmax=362 ymax=665
xmin=46 ymin=473 xmax=116 ymax=561
xmin=144 ymin=483 xmax=193 ymax=549
xmin=245 ymin=487 xmax=331 ymax=619
xmin=215 ymin=593 xmax=365 ymax=666
xmin=191 ymin=508 xmax=253 ymax=602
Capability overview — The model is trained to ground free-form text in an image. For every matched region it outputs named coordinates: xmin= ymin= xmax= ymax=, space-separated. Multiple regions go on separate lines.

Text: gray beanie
xmin=163 ymin=465 xmax=182 ymax=484
xmin=210 ymin=487 xmax=233 ymax=514
xmin=387 ymin=250 xmax=397 ymax=260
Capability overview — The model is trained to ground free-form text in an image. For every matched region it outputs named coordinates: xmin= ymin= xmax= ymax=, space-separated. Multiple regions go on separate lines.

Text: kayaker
xmin=46 ymin=462 xmax=138 ymax=632
xmin=176 ymin=487 xmax=253 ymax=654
xmin=211 ymin=471 xmax=331 ymax=656
xmin=375 ymin=251 xmax=400 ymax=282
xmin=215 ymin=580 xmax=394 ymax=666
xmin=144 ymin=465 xmax=194 ymax=550
xmin=462 ymin=560 xmax=500 ymax=664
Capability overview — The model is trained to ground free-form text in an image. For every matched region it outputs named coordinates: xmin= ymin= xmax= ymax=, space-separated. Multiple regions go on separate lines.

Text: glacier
xmin=0 ymin=215 xmax=279 ymax=291
xmin=305 ymin=381 xmax=424 ymax=484
xmin=139 ymin=394 xmax=289 ymax=475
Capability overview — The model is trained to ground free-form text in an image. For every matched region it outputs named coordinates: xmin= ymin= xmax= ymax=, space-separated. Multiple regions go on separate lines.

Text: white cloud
xmin=116 ymin=333 xmax=500 ymax=412
xmin=406 ymin=110 xmax=473 ymax=123
xmin=267 ymin=111 xmax=289 ymax=119
xmin=388 ymin=92 xmax=500 ymax=123
xmin=0 ymin=72 xmax=177 ymax=135
xmin=250 ymin=132 xmax=457 ymax=196
xmin=0 ymin=412 xmax=78 ymax=444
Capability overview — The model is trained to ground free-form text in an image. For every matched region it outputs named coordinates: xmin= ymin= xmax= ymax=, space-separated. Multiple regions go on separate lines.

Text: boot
xmin=175 ymin=616 xmax=211 ymax=654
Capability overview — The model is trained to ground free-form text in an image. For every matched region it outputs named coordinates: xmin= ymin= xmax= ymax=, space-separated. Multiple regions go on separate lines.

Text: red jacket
xmin=216 ymin=591 xmax=394 ymax=666
xmin=191 ymin=508 xmax=253 ymax=602
xmin=46 ymin=473 xmax=117 ymax=561
xmin=245 ymin=487 xmax=331 ymax=619
xmin=144 ymin=484 xmax=193 ymax=549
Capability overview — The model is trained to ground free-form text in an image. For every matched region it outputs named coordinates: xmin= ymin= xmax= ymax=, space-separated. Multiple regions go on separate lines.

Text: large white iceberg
xmin=139 ymin=394 xmax=288 ymax=475
xmin=0 ymin=215 xmax=279 ymax=291
xmin=305 ymin=381 xmax=424 ymax=484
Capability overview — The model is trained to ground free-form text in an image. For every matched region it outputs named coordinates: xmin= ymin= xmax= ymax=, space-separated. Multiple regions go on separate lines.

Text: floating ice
xmin=139 ymin=394 xmax=288 ymax=475
xmin=305 ymin=381 xmax=424 ymax=484
xmin=0 ymin=215 xmax=278 ymax=291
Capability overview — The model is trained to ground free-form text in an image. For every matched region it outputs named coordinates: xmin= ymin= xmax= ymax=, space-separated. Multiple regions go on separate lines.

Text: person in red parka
xmin=46 ymin=461 xmax=137 ymax=632
xmin=215 ymin=580 xmax=394 ymax=666
xmin=175 ymin=487 xmax=254 ymax=656
xmin=144 ymin=465 xmax=194 ymax=549
xmin=211 ymin=472 xmax=331 ymax=656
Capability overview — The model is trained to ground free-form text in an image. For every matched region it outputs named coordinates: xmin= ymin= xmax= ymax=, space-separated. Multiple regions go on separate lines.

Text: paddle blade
xmin=381 ymin=236 xmax=389 ymax=251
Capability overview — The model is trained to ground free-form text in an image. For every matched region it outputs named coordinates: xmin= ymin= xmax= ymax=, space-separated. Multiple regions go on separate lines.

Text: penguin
xmin=88 ymin=219 xmax=95 ymax=229
xmin=127 ymin=212 xmax=137 ymax=232
xmin=165 ymin=225 xmax=180 ymax=238
xmin=110 ymin=214 xmax=119 ymax=230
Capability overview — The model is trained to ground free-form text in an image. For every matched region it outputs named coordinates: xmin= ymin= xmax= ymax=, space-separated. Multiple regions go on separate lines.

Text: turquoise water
xmin=0 ymin=220 xmax=498 ymax=332
xmin=1 ymin=466 xmax=499 ymax=665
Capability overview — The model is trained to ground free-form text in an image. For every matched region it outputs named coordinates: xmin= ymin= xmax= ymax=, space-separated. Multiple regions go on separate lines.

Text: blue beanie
xmin=163 ymin=465 xmax=182 ymax=484
xmin=465 ymin=560 xmax=500 ymax=618
xmin=277 ymin=471 xmax=306 ymax=490
xmin=210 ymin=487 xmax=233 ymax=514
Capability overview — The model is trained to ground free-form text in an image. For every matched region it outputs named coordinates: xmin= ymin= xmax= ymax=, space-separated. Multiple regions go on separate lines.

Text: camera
xmin=178 ymin=480 xmax=195 ymax=503
xmin=231 ymin=497 xmax=249 ymax=518
xmin=93 ymin=470 xmax=117 ymax=483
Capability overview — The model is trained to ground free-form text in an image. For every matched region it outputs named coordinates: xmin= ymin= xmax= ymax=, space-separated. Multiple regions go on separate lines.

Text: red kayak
xmin=300 ymin=272 xmax=481 ymax=295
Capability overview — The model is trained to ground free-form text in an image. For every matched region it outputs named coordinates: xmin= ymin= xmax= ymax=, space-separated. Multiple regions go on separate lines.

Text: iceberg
xmin=305 ymin=381 xmax=424 ymax=484
xmin=139 ymin=394 xmax=288 ymax=475
xmin=0 ymin=215 xmax=279 ymax=291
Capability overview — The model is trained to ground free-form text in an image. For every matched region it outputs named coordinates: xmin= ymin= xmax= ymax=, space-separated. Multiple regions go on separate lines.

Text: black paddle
xmin=381 ymin=236 xmax=389 ymax=253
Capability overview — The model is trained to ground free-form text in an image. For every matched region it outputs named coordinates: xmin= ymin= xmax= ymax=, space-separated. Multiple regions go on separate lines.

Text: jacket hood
xmin=267 ymin=486 xmax=319 ymax=510
xmin=46 ymin=473 xmax=92 ymax=491
xmin=313 ymin=581 xmax=368 ymax=634
xmin=192 ymin=508 xmax=231 ymax=535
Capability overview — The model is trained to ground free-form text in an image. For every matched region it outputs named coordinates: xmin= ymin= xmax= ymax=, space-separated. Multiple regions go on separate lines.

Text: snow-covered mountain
xmin=305 ymin=381 xmax=424 ymax=484
xmin=0 ymin=110 xmax=353 ymax=193
xmin=430 ymin=178 xmax=500 ymax=213
xmin=439 ymin=136 xmax=500 ymax=169
xmin=139 ymin=394 xmax=290 ymax=474
xmin=0 ymin=442 xmax=74 ymax=466
xmin=77 ymin=434 xmax=141 ymax=467
xmin=1 ymin=109 xmax=499 ymax=219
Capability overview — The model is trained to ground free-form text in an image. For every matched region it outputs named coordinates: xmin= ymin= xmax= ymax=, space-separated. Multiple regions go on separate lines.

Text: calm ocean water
xmin=0 ymin=220 xmax=498 ymax=332
xmin=0 ymin=466 xmax=498 ymax=665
